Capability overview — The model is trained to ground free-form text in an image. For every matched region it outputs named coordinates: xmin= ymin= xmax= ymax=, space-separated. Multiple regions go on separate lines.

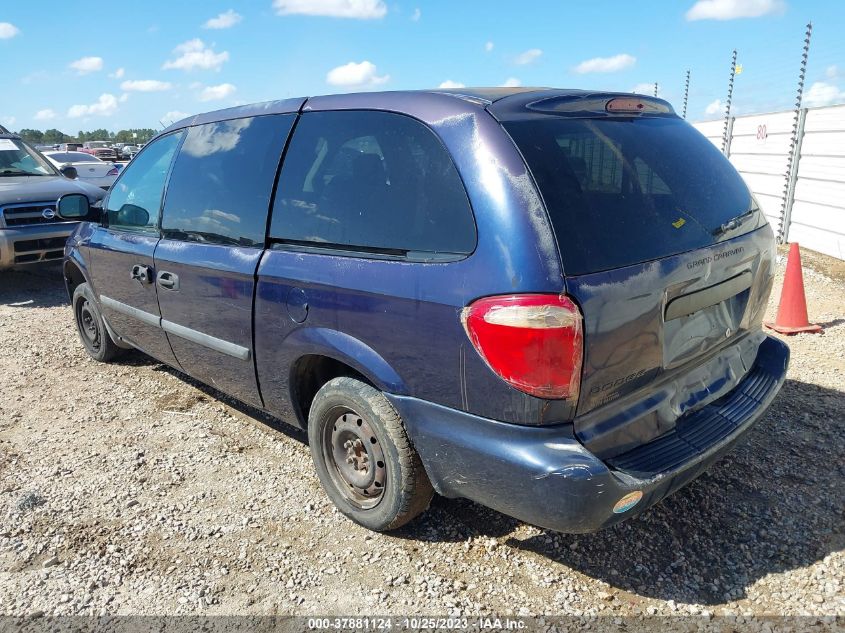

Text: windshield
xmin=0 ymin=138 xmax=57 ymax=177
xmin=504 ymin=116 xmax=764 ymax=275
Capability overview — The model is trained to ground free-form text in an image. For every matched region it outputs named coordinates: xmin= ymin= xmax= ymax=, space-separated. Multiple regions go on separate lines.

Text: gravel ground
xmin=0 ymin=248 xmax=843 ymax=620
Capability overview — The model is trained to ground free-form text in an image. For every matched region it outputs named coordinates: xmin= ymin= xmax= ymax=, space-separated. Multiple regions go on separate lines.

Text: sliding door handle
xmin=157 ymin=271 xmax=180 ymax=291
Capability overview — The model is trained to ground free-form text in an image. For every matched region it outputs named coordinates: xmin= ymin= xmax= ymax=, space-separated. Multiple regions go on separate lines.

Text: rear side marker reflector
xmin=613 ymin=491 xmax=643 ymax=514
xmin=461 ymin=294 xmax=583 ymax=400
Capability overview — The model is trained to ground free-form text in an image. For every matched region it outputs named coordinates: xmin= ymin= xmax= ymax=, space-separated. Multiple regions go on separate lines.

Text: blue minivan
xmin=58 ymin=88 xmax=789 ymax=533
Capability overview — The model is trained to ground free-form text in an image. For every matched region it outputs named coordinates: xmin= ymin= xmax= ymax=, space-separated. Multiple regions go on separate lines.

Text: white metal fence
xmin=693 ymin=104 xmax=845 ymax=261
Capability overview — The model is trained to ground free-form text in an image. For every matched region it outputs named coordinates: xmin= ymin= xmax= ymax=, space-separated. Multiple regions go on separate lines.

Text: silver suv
xmin=0 ymin=133 xmax=105 ymax=269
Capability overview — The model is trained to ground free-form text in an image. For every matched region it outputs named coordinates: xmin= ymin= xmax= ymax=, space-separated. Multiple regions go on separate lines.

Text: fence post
xmin=778 ymin=21 xmax=813 ymax=243
xmin=724 ymin=116 xmax=735 ymax=158
xmin=721 ymin=50 xmax=738 ymax=155
xmin=781 ymin=107 xmax=807 ymax=244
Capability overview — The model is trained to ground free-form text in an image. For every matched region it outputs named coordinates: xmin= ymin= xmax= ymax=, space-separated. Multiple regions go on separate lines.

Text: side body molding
xmin=98 ymin=295 xmax=250 ymax=360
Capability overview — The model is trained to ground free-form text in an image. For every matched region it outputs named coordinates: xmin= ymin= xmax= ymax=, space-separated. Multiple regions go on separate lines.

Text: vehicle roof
xmin=161 ymin=88 xmax=675 ymax=133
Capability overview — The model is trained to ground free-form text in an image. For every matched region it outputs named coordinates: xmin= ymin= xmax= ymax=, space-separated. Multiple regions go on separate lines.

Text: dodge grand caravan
xmin=58 ymin=88 xmax=789 ymax=533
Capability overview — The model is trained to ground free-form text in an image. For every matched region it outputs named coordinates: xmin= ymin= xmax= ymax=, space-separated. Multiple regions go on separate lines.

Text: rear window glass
xmin=51 ymin=152 xmax=100 ymax=163
xmin=504 ymin=116 xmax=762 ymax=275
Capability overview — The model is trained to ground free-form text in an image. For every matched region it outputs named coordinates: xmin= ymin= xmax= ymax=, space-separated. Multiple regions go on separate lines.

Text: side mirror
xmin=60 ymin=165 xmax=78 ymax=179
xmin=56 ymin=193 xmax=99 ymax=222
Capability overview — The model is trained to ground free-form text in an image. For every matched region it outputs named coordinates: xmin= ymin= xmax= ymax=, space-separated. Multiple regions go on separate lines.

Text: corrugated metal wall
xmin=693 ymin=104 xmax=845 ymax=260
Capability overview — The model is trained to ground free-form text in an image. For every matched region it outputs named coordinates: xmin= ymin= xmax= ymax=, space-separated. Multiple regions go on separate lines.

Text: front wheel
xmin=307 ymin=377 xmax=434 ymax=531
xmin=72 ymin=283 xmax=121 ymax=362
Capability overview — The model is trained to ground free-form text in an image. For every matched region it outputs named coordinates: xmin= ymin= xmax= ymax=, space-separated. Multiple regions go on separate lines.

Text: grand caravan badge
xmin=686 ymin=246 xmax=744 ymax=270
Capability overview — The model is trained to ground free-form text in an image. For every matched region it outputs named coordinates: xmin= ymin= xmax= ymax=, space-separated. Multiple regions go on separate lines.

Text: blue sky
xmin=2 ymin=0 xmax=844 ymax=132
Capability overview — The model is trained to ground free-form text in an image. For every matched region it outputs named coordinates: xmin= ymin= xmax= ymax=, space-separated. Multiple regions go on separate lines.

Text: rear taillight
xmin=107 ymin=167 xmax=119 ymax=176
xmin=461 ymin=294 xmax=583 ymax=400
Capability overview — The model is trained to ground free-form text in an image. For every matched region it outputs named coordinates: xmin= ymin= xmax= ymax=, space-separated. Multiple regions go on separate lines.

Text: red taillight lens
xmin=461 ymin=294 xmax=583 ymax=400
xmin=107 ymin=167 xmax=119 ymax=176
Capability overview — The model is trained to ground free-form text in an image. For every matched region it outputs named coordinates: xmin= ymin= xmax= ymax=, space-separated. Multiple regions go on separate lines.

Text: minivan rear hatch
xmin=492 ymin=92 xmax=776 ymax=457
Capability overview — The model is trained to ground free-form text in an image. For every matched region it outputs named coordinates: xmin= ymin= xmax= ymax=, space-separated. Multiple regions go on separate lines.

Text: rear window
xmin=504 ymin=116 xmax=763 ymax=275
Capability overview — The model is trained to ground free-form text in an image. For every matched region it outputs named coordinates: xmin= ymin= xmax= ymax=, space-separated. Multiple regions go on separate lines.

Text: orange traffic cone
xmin=765 ymin=242 xmax=822 ymax=335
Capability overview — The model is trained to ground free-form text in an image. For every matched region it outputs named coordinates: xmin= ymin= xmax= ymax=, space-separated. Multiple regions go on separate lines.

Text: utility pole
xmin=779 ymin=21 xmax=813 ymax=243
xmin=682 ymin=70 xmax=691 ymax=119
xmin=721 ymin=50 xmax=737 ymax=155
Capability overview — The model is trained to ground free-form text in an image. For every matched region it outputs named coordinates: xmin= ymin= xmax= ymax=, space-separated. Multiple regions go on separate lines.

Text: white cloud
xmin=826 ymin=65 xmax=840 ymax=80
xmin=67 ymin=94 xmax=119 ymax=118
xmin=121 ymin=79 xmax=173 ymax=92
xmin=411 ymin=7 xmax=421 ymax=21
xmin=109 ymin=67 xmax=125 ymax=79
xmin=69 ymin=56 xmax=104 ymax=75
xmin=686 ymin=0 xmax=785 ymax=21
xmin=573 ymin=53 xmax=636 ymax=74
xmin=163 ymin=39 xmax=229 ymax=72
xmin=34 ymin=109 xmax=57 ymax=121
xmin=501 ymin=77 xmax=522 ymax=87
xmin=272 ymin=0 xmax=387 ymax=19
xmin=485 ymin=41 xmax=494 ymax=53
xmin=705 ymin=99 xmax=723 ymax=115
xmin=0 ymin=22 xmax=20 ymax=39
xmin=163 ymin=110 xmax=191 ymax=124
xmin=513 ymin=48 xmax=542 ymax=65
xmin=632 ymin=82 xmax=658 ymax=95
xmin=198 ymin=83 xmax=237 ymax=101
xmin=203 ymin=9 xmax=243 ymax=29
xmin=438 ymin=80 xmax=465 ymax=89
xmin=326 ymin=60 xmax=389 ymax=88
xmin=804 ymin=82 xmax=845 ymax=108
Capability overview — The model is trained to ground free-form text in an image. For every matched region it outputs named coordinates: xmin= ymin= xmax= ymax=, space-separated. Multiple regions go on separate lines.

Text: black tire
xmin=72 ymin=283 xmax=121 ymax=363
xmin=308 ymin=376 xmax=434 ymax=531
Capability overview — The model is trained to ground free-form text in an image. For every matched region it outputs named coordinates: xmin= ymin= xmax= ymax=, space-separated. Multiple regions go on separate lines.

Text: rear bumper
xmin=388 ymin=335 xmax=789 ymax=534
xmin=0 ymin=224 xmax=76 ymax=269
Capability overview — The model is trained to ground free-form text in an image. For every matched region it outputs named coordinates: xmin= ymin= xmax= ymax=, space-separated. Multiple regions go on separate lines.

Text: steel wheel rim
xmin=322 ymin=408 xmax=386 ymax=509
xmin=77 ymin=299 xmax=101 ymax=351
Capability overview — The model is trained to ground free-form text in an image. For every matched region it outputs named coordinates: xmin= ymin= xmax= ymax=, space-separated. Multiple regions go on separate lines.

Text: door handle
xmin=157 ymin=270 xmax=180 ymax=291
xmin=130 ymin=264 xmax=153 ymax=284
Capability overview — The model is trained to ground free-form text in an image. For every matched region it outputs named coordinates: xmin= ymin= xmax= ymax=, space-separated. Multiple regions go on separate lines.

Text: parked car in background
xmin=81 ymin=141 xmax=117 ymax=162
xmin=121 ymin=145 xmax=139 ymax=159
xmin=35 ymin=144 xmax=59 ymax=152
xmin=58 ymin=143 xmax=84 ymax=152
xmin=43 ymin=150 xmax=119 ymax=190
xmin=57 ymin=89 xmax=788 ymax=534
xmin=0 ymin=132 xmax=105 ymax=269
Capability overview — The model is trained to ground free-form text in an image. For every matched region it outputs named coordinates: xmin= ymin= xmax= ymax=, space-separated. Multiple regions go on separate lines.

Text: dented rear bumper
xmin=388 ymin=335 xmax=789 ymax=534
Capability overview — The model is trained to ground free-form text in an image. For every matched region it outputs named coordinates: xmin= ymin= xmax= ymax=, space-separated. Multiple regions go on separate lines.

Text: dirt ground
xmin=0 ymin=248 xmax=843 ymax=620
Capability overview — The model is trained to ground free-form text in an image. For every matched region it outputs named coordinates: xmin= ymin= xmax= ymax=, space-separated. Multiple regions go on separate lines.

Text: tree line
xmin=14 ymin=128 xmax=159 ymax=145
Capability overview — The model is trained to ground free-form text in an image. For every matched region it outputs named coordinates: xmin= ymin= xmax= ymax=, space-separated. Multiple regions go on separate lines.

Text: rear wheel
xmin=72 ymin=283 xmax=121 ymax=362
xmin=307 ymin=377 xmax=433 ymax=531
